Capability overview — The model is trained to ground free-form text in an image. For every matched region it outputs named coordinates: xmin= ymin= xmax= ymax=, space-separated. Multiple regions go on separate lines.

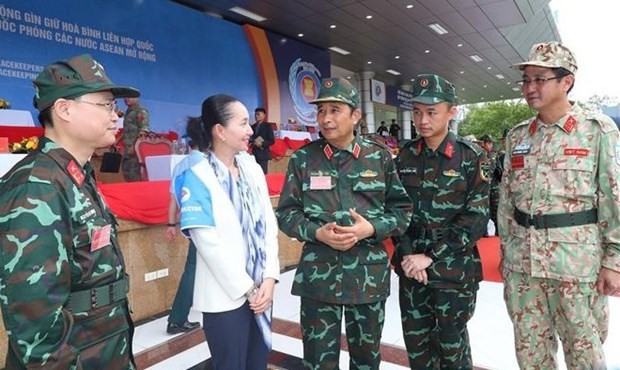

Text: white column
xmin=359 ymin=70 xmax=375 ymax=133
xmin=400 ymin=84 xmax=413 ymax=139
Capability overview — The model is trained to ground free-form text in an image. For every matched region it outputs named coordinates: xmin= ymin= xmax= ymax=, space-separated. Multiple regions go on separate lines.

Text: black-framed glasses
xmin=516 ymin=76 xmax=561 ymax=87
xmin=73 ymin=99 xmax=118 ymax=113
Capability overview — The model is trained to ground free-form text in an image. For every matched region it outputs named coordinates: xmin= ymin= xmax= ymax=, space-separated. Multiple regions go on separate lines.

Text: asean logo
xmin=289 ymin=58 xmax=322 ymax=126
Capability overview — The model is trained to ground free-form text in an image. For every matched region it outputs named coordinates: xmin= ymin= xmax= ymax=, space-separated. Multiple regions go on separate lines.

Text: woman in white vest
xmin=174 ymin=94 xmax=280 ymax=369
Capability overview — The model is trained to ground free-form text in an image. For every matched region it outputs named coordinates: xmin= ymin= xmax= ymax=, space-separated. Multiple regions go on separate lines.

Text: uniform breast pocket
xmin=434 ymin=174 xmax=468 ymax=206
xmin=303 ymin=176 xmax=336 ymax=212
xmin=72 ymin=221 xmax=117 ymax=281
xmin=352 ymin=178 xmax=386 ymax=205
xmin=550 ymin=156 xmax=596 ymax=198
xmin=401 ymin=173 xmax=421 ymax=189
xmin=508 ymin=156 xmax=535 ymax=195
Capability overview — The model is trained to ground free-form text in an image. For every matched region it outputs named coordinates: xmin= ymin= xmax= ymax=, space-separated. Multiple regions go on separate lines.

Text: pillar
xmin=400 ymin=84 xmax=413 ymax=139
xmin=359 ymin=70 xmax=375 ymax=133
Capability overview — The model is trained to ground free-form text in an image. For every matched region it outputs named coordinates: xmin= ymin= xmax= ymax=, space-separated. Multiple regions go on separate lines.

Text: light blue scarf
xmin=208 ymin=153 xmax=271 ymax=349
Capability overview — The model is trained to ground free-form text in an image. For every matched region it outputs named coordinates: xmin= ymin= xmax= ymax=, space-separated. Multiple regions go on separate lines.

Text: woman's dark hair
xmin=187 ymin=94 xmax=240 ymax=150
xmin=185 ymin=116 xmax=205 ymax=151
xmin=552 ymin=67 xmax=575 ymax=94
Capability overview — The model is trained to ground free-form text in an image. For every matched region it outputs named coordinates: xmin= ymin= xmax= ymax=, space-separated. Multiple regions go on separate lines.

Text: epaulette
xmin=297 ymin=138 xmax=318 ymax=150
xmin=399 ymin=137 xmax=419 ymax=150
xmin=585 ymin=111 xmax=618 ymax=134
xmin=362 ymin=136 xmax=390 ymax=150
xmin=513 ymin=117 xmax=532 ymax=130
xmin=456 ymin=136 xmax=483 ymax=156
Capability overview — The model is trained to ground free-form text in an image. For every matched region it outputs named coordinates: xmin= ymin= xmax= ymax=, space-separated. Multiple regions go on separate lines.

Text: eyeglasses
xmin=516 ymin=76 xmax=561 ymax=87
xmin=73 ymin=99 xmax=118 ymax=113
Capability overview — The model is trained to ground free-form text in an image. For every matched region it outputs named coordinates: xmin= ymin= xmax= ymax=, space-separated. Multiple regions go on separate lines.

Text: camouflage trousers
xmin=121 ymin=155 xmax=142 ymax=182
xmin=503 ymin=271 xmax=609 ymax=370
xmin=299 ymin=297 xmax=385 ymax=370
xmin=399 ymin=277 xmax=477 ymax=370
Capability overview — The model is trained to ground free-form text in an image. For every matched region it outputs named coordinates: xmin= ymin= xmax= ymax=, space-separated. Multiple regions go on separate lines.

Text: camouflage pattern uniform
xmin=0 ymin=54 xmax=138 ymax=369
xmin=276 ymin=77 xmax=413 ymax=370
xmin=393 ymin=74 xmax=490 ymax=370
xmin=0 ymin=139 xmax=134 ymax=369
xmin=487 ymin=150 xmax=499 ymax=230
xmin=121 ymin=102 xmax=149 ymax=182
xmin=499 ymin=42 xmax=620 ymax=369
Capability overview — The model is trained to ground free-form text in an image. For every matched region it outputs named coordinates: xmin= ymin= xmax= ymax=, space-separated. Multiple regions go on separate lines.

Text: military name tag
xmin=399 ymin=167 xmax=417 ymax=175
xmin=91 ymin=224 xmax=112 ymax=252
xmin=512 ymin=142 xmax=531 ymax=156
xmin=310 ymin=176 xmax=331 ymax=190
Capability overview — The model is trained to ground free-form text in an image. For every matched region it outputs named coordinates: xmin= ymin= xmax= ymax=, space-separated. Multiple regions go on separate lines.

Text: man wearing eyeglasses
xmin=116 ymin=96 xmax=150 ymax=182
xmin=0 ymin=54 xmax=138 ymax=368
xmin=498 ymin=41 xmax=620 ymax=369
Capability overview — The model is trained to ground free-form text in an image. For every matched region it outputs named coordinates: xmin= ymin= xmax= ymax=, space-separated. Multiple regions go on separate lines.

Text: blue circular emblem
xmin=289 ymin=58 xmax=321 ymax=126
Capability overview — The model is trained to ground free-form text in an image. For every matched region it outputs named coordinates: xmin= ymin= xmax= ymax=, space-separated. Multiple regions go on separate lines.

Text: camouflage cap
xmin=479 ymin=134 xmax=493 ymax=142
xmin=310 ymin=77 xmax=359 ymax=108
xmin=464 ymin=134 xmax=479 ymax=143
xmin=33 ymin=54 xmax=140 ymax=111
xmin=411 ymin=74 xmax=457 ymax=105
xmin=511 ymin=41 xmax=577 ymax=74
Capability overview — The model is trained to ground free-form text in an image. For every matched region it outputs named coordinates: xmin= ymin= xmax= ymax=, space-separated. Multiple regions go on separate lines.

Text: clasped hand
xmin=401 ymin=253 xmax=433 ymax=285
xmin=316 ymin=209 xmax=375 ymax=251
xmin=248 ymin=278 xmax=276 ymax=314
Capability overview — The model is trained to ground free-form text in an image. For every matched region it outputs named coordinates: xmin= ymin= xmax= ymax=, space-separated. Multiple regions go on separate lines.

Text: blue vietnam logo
xmin=288 ymin=58 xmax=321 ymax=126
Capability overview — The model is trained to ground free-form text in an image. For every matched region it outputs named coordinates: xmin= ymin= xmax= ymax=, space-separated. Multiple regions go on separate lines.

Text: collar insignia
xmin=563 ymin=116 xmax=577 ymax=133
xmin=444 ymin=142 xmax=454 ymax=159
xmin=352 ymin=143 xmax=361 ymax=158
xmin=67 ymin=160 xmax=85 ymax=186
xmin=323 ymin=144 xmax=334 ymax=159
xmin=529 ymin=119 xmax=537 ymax=136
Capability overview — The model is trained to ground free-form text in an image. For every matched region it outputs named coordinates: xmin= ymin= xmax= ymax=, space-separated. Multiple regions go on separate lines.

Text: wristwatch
xmin=244 ymin=285 xmax=258 ymax=299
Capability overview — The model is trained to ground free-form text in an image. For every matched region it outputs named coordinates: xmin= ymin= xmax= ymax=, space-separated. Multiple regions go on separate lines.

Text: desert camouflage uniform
xmin=498 ymin=103 xmax=620 ymax=369
xmin=276 ymin=135 xmax=412 ymax=370
xmin=393 ymin=132 xmax=489 ymax=369
xmin=122 ymin=103 xmax=149 ymax=182
xmin=0 ymin=137 xmax=134 ymax=369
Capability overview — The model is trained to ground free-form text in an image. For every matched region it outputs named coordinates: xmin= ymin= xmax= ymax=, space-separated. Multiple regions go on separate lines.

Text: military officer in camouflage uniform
xmin=276 ymin=77 xmax=413 ymax=370
xmin=480 ymin=134 xmax=499 ymax=233
xmin=116 ymin=96 xmax=149 ymax=182
xmin=0 ymin=54 xmax=138 ymax=369
xmin=393 ymin=74 xmax=490 ymax=369
xmin=499 ymin=42 xmax=620 ymax=369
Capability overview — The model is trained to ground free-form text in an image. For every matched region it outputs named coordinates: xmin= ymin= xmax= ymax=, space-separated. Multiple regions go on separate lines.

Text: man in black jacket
xmin=250 ymin=107 xmax=275 ymax=174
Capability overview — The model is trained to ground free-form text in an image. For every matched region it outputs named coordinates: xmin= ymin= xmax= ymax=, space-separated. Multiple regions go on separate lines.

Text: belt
xmin=513 ymin=208 xmax=597 ymax=229
xmin=67 ymin=278 xmax=129 ymax=313
xmin=409 ymin=226 xmax=447 ymax=242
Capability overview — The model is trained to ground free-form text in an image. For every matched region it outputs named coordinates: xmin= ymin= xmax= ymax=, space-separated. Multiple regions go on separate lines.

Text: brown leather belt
xmin=513 ymin=208 xmax=597 ymax=229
